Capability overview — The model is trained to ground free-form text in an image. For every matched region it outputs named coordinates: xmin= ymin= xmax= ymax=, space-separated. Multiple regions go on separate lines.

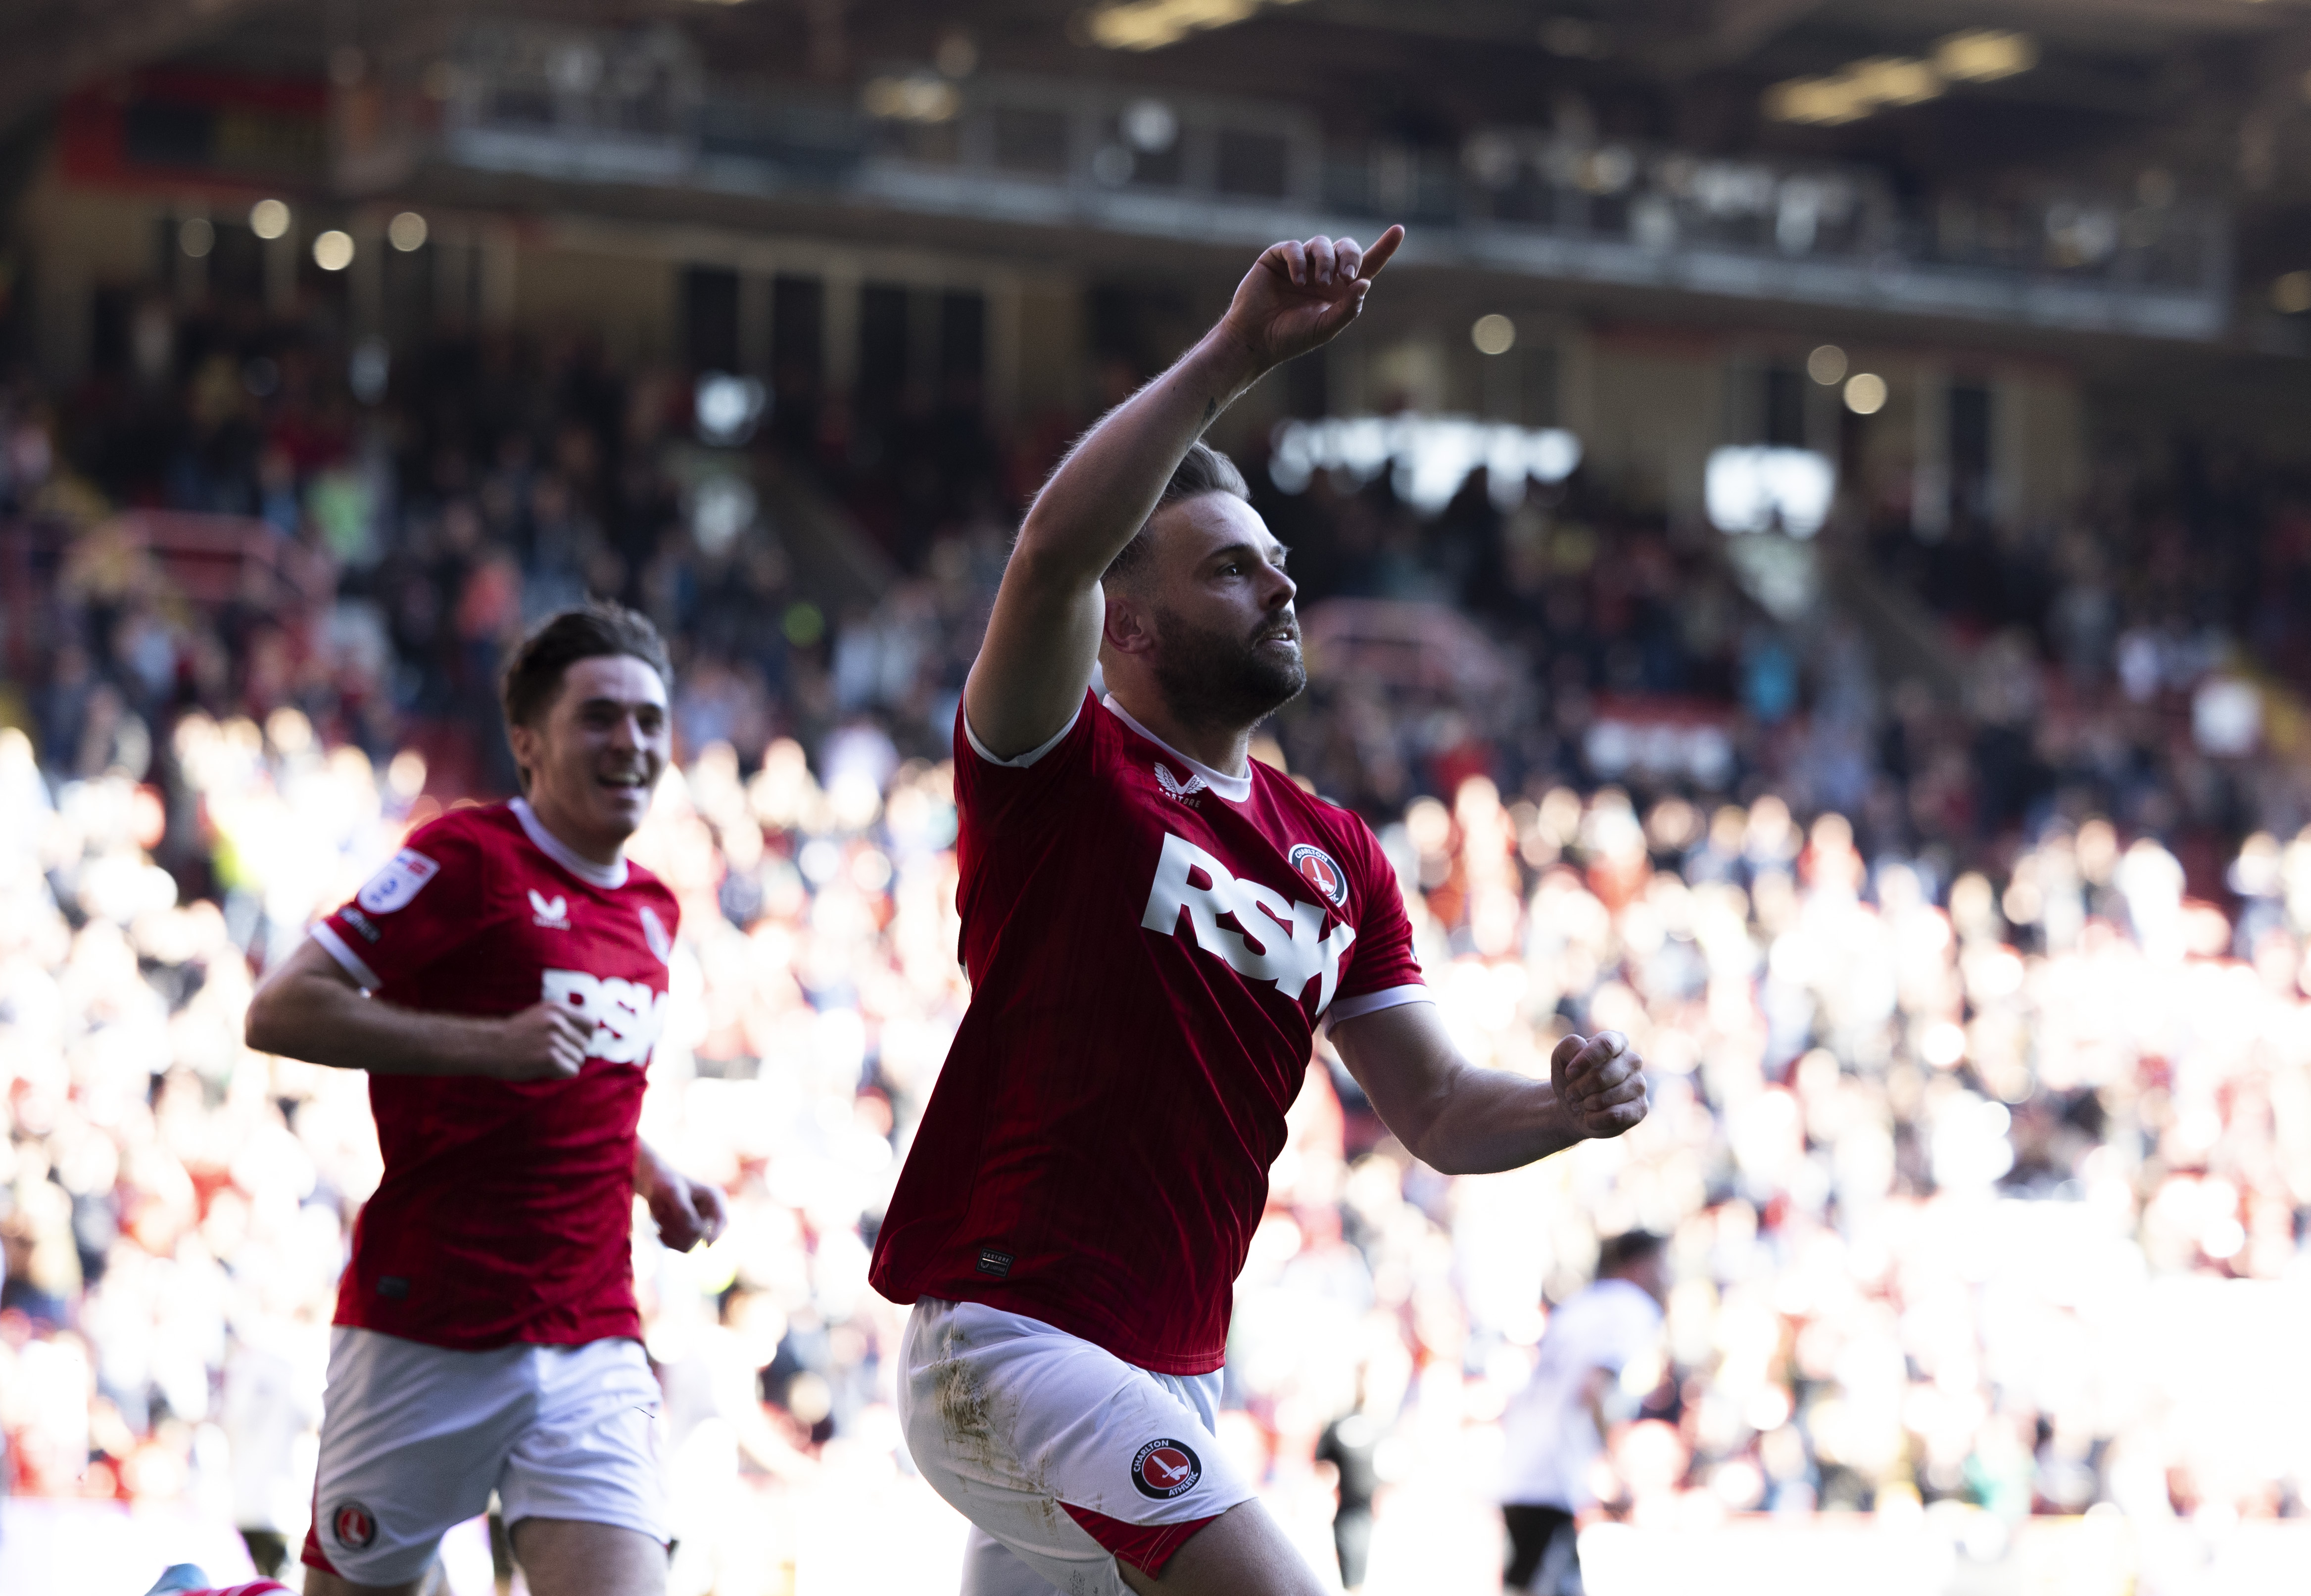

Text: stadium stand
xmin=11 ymin=2 xmax=2311 ymax=1592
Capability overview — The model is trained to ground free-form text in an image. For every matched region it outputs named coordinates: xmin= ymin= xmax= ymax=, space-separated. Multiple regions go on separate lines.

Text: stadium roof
xmin=16 ymin=0 xmax=2311 ymax=345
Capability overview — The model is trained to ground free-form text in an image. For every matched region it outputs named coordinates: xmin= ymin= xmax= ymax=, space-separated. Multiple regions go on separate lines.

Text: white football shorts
xmin=898 ymin=1297 xmax=1256 ymax=1596
xmin=302 ymin=1327 xmax=666 ymax=1587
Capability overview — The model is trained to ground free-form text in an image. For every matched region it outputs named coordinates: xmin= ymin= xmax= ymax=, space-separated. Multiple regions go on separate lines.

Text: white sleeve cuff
xmin=1325 ymin=984 xmax=1433 ymax=1023
xmin=964 ymin=705 xmax=1081 ymax=770
xmin=310 ymin=922 xmax=383 ymax=991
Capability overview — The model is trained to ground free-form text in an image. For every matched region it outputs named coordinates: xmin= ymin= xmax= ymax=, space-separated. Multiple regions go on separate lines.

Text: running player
xmin=869 ymin=227 xmax=1650 ymax=1596
xmin=244 ymin=604 xmax=725 ymax=1596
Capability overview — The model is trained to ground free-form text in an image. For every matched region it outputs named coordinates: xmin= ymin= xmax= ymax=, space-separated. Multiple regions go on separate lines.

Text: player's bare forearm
xmin=245 ymin=935 xmax=585 ymax=1080
xmin=1020 ymin=332 xmax=1267 ymax=583
xmin=1403 ymin=1066 xmax=1585 ymax=1174
xmin=966 ymin=227 xmax=1402 ymax=758
xmin=1329 ymin=1001 xmax=1646 ymax=1176
xmin=965 ymin=334 xmax=1263 ymax=757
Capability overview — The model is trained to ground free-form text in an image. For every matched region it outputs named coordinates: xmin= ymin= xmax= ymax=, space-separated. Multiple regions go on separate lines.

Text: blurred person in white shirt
xmin=1497 ymin=1231 xmax=1668 ymax=1596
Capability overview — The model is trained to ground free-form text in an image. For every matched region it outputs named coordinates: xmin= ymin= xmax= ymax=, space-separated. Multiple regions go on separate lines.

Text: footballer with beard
xmin=869 ymin=227 xmax=1651 ymax=1596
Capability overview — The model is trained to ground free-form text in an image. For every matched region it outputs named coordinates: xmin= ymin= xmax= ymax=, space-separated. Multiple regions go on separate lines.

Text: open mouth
xmin=598 ymin=772 xmax=651 ymax=793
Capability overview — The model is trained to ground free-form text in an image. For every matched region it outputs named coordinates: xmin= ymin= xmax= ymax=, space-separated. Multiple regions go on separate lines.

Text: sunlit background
xmin=6 ymin=1 xmax=2311 ymax=1592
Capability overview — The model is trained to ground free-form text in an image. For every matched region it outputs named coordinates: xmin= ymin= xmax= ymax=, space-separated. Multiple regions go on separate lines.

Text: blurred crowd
xmin=6 ymin=301 xmax=2311 ymax=1592
xmin=12 ymin=299 xmax=2311 ymax=885
xmin=7 ymin=693 xmax=2311 ymax=1588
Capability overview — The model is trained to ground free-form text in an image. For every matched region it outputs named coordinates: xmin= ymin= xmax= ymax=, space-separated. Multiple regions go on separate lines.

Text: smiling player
xmin=869 ymin=227 xmax=1651 ymax=1596
xmin=245 ymin=603 xmax=725 ymax=1596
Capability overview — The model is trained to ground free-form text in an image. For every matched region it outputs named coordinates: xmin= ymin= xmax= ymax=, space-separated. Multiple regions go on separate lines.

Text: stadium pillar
xmin=264 ymin=226 xmax=295 ymax=315
xmin=351 ymin=217 xmax=383 ymax=338
xmin=479 ymin=225 xmax=518 ymax=329
xmin=739 ymin=271 xmax=772 ymax=378
xmin=1911 ymin=359 xmax=1948 ymax=541
xmin=823 ymin=262 xmax=860 ymax=397
xmin=986 ymin=273 xmax=1020 ymax=431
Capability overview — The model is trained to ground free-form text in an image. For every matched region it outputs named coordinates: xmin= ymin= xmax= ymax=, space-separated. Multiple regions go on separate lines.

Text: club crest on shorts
xmin=1131 ymin=1438 xmax=1203 ymax=1500
xmin=356 ymin=849 xmax=439 ymax=914
xmin=331 ymin=1500 xmax=378 ymax=1550
xmin=1288 ymin=844 xmax=1348 ymax=908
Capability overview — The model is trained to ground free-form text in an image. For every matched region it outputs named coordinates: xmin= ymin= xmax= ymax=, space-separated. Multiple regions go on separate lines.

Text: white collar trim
xmin=511 ymin=798 xmax=628 ymax=889
xmin=1102 ymin=695 xmax=1254 ymax=803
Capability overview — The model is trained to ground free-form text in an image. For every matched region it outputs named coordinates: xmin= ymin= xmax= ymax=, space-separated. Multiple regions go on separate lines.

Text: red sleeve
xmin=1329 ymin=814 xmax=1428 ymax=1020
xmin=951 ymin=690 xmax=1099 ymax=837
xmin=313 ymin=815 xmax=493 ymax=991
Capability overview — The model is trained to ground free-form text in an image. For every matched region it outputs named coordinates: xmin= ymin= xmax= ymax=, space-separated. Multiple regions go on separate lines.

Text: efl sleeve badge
xmin=356 ymin=849 xmax=441 ymax=915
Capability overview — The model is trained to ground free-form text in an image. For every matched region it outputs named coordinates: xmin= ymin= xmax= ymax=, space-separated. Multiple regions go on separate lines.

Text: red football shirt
xmin=869 ymin=693 xmax=1428 ymax=1374
xmin=311 ymin=799 xmax=679 ymax=1351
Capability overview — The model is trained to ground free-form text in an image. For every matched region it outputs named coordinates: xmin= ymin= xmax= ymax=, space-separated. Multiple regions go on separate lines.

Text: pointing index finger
xmin=1355 ymin=224 xmax=1405 ymax=282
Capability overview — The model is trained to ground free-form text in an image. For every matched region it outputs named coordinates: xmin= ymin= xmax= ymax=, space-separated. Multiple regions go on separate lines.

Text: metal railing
xmin=389 ymin=23 xmax=2232 ymax=340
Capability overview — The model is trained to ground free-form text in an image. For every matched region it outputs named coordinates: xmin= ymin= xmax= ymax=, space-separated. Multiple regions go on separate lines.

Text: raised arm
xmin=964 ymin=226 xmax=1404 ymax=759
xmin=1327 ymin=1002 xmax=1646 ymax=1176
xmin=244 ymin=934 xmax=587 ymax=1081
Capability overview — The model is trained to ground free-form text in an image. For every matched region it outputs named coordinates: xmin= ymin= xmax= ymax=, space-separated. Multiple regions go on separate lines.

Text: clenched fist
xmin=489 ymin=1000 xmax=592 ymax=1081
xmin=1551 ymin=1030 xmax=1648 ymax=1141
xmin=637 ymin=1142 xmax=729 ymax=1252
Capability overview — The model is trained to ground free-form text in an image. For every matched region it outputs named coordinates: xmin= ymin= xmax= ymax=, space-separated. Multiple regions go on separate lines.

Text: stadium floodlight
xmin=1269 ymin=415 xmax=1582 ymax=513
xmin=387 ymin=212 xmax=429 ymax=252
xmin=312 ymin=231 xmax=355 ymax=272
xmin=1705 ymin=446 xmax=1835 ymax=539
xmin=863 ymin=73 xmax=961 ymax=123
xmin=690 ymin=474 xmax=757 ymax=556
xmin=1084 ymin=0 xmax=1308 ymax=52
xmin=1121 ymin=98 xmax=1178 ymax=153
xmin=2273 ymin=272 xmax=2311 ymax=315
xmin=249 ymin=198 xmax=291 ymax=239
xmin=1843 ymin=372 xmax=1888 ymax=415
xmin=695 ymin=373 xmax=768 ymax=446
xmin=1765 ymin=32 xmax=2032 ymax=128
xmin=350 ymin=336 xmax=390 ymax=404
xmin=1935 ymin=29 xmax=2038 ymax=84
xmin=1470 ymin=315 xmax=1517 ymax=356
xmin=179 ymin=218 xmax=215 ymax=259
xmin=1807 ymin=344 xmax=1847 ymax=385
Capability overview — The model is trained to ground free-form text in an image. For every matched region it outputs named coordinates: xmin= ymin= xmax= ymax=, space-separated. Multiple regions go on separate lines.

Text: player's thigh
xmin=1115 ymin=1499 xmax=1327 ymax=1596
xmin=960 ymin=1526 xmax=1071 ymax=1596
xmin=305 ymin=1329 xmax=528 ymax=1589
xmin=511 ymin=1516 xmax=667 ymax=1596
xmin=898 ymin=1300 xmax=1269 ymax=1595
xmin=499 ymin=1338 xmax=668 ymax=1573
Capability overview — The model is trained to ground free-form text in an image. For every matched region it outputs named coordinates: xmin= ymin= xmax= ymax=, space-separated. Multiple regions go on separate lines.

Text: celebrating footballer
xmin=868 ymin=224 xmax=1650 ymax=1596
xmin=247 ymin=606 xmax=725 ymax=1596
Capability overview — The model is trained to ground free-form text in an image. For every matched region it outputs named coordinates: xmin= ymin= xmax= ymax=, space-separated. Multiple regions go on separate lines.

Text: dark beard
xmin=1149 ymin=605 xmax=1307 ymax=733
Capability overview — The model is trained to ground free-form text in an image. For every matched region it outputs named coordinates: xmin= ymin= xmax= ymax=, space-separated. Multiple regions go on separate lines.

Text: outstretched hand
xmin=1221 ymin=225 xmax=1404 ymax=373
xmin=1551 ymin=1029 xmax=1648 ymax=1142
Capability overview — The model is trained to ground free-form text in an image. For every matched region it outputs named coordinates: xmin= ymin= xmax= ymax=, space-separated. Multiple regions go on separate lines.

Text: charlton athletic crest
xmin=1288 ymin=844 xmax=1348 ymax=909
xmin=1131 ymin=1438 xmax=1203 ymax=1500
xmin=331 ymin=1499 xmax=378 ymax=1549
